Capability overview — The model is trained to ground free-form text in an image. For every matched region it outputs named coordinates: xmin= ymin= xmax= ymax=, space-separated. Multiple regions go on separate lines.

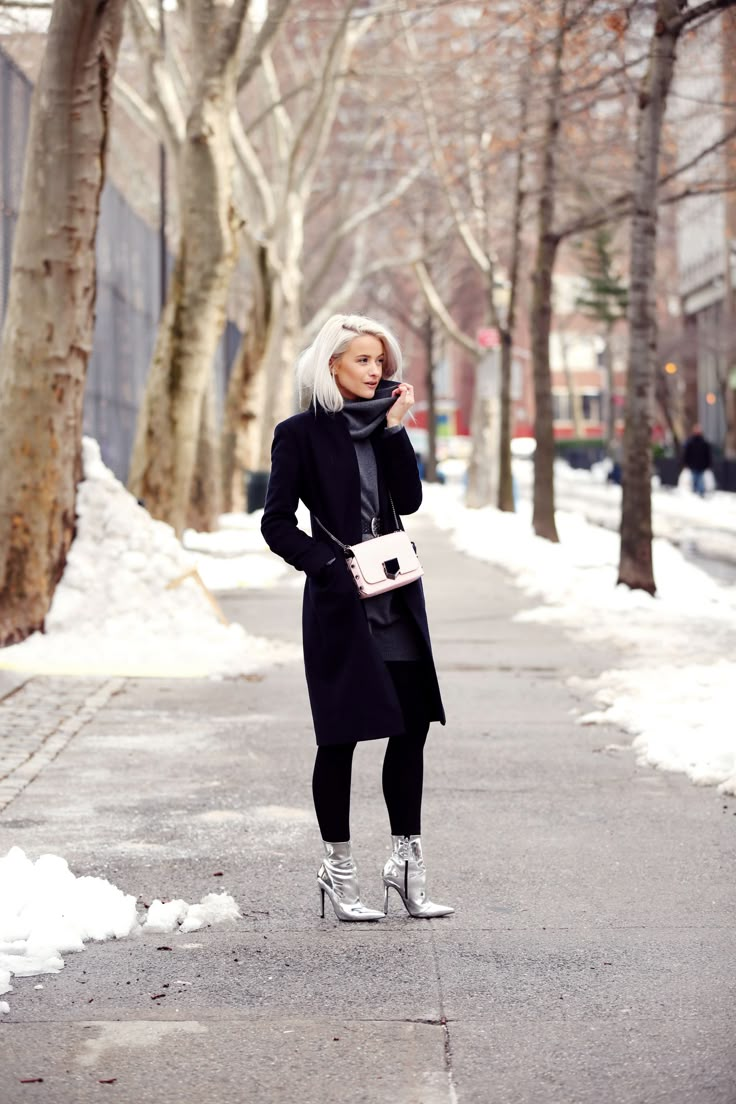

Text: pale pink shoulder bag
xmin=314 ymin=502 xmax=423 ymax=599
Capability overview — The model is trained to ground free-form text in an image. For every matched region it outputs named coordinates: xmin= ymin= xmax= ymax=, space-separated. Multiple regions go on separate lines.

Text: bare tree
xmin=530 ymin=0 xmax=568 ymax=543
xmin=402 ymin=7 xmax=531 ymax=510
xmin=126 ymin=0 xmax=289 ymax=535
xmin=0 ymin=0 xmax=125 ymax=646
xmin=224 ymin=1 xmax=376 ymax=488
xmin=618 ymin=0 xmax=736 ymax=594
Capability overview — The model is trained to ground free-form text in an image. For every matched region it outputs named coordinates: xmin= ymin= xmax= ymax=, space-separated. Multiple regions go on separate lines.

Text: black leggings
xmin=312 ymin=661 xmax=430 ymax=841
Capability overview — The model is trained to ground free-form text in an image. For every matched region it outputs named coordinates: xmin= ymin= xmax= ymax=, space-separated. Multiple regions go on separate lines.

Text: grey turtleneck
xmin=341 ymin=385 xmax=421 ymax=662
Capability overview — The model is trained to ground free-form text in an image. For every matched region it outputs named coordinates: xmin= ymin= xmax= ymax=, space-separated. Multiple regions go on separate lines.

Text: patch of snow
xmin=142 ymin=899 xmax=190 ymax=934
xmin=179 ymin=893 xmax=240 ymax=933
xmin=420 ymin=482 xmax=736 ymax=795
xmin=0 ymin=847 xmax=242 ymax=1015
xmin=142 ymin=892 xmax=240 ymax=934
xmin=0 ymin=439 xmax=298 ymax=677
xmin=182 ymin=502 xmax=310 ymax=592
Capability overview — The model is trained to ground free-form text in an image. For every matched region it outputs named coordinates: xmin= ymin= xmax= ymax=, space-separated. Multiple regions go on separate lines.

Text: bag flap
xmin=350 ymin=532 xmax=419 ymax=585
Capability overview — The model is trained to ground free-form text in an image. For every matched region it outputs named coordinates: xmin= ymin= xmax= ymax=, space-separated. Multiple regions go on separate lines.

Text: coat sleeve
xmin=376 ymin=425 xmax=423 ymax=515
xmin=260 ymin=421 xmax=336 ymax=578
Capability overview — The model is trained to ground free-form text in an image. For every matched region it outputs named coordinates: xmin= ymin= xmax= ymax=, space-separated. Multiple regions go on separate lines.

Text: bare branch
xmin=413 ymin=262 xmax=482 ymax=359
xmin=558 ymin=118 xmax=736 ymax=239
xmin=113 ymin=74 xmax=160 ymax=144
xmin=127 ymin=0 xmax=187 ymax=150
xmin=670 ymin=0 xmax=736 ymax=32
xmin=290 ymin=2 xmax=373 ymax=199
xmin=309 ymin=164 xmax=424 ymax=293
xmin=237 ymin=0 xmax=292 ymax=92
xmin=230 ymin=109 xmax=276 ymax=231
xmin=401 ymin=10 xmax=492 ymax=278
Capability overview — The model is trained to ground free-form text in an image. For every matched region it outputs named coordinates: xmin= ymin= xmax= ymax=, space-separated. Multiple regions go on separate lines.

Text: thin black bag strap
xmin=313 ymin=514 xmax=350 ymax=553
xmin=388 ymin=492 xmax=401 ymax=533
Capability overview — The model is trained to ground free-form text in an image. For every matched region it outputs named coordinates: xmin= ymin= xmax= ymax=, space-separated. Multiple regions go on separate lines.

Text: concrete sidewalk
xmin=1 ymin=513 xmax=734 ymax=1104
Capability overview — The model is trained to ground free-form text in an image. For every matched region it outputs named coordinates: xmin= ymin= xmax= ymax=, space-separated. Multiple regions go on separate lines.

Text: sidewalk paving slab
xmin=1 ymin=512 xmax=734 ymax=1103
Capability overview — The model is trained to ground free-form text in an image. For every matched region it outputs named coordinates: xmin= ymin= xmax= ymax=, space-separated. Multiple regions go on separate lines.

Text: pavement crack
xmin=0 ymin=675 xmax=33 ymax=706
xmin=429 ymin=926 xmax=459 ymax=1103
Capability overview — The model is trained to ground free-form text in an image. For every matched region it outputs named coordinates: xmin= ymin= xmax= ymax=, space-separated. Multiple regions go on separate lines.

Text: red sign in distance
xmin=477 ymin=328 xmax=500 ymax=348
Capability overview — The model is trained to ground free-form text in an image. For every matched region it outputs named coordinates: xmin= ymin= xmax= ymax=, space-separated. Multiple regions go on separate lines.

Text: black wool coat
xmin=261 ymin=405 xmax=446 ymax=746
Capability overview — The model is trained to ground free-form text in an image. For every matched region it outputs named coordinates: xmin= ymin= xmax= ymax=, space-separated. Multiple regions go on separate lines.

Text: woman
xmin=261 ymin=313 xmax=452 ymax=922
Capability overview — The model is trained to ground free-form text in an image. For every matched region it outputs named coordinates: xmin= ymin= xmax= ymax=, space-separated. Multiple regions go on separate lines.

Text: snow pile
xmin=0 ymin=439 xmax=297 ymax=678
xmin=142 ymin=893 xmax=240 ymax=934
xmin=0 ymin=847 xmax=242 ymax=1015
xmin=580 ymin=662 xmax=736 ymax=793
xmin=514 ymin=458 xmax=736 ymax=570
xmin=421 ymin=483 xmax=736 ymax=795
xmin=183 ymin=512 xmax=288 ymax=591
xmin=0 ymin=847 xmax=138 ymax=1008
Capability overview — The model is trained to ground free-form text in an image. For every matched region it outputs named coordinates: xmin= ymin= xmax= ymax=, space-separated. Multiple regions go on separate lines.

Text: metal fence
xmin=0 ymin=46 xmax=237 ymax=484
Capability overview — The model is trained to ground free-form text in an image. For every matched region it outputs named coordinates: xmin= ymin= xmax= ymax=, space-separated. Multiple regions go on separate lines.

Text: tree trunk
xmin=466 ymin=352 xmax=499 ymax=509
xmin=498 ymin=91 xmax=527 ymax=514
xmin=257 ymin=258 xmax=303 ymax=470
xmin=128 ymin=3 xmax=245 ymax=536
xmin=221 ymin=243 xmax=273 ymax=512
xmin=498 ymin=331 xmax=514 ymax=510
xmin=618 ymin=1 xmax=681 ymax=594
xmin=0 ymin=0 xmax=124 ymax=646
xmin=424 ymin=314 xmax=439 ymax=483
xmin=531 ymin=228 xmax=562 ymax=541
xmin=531 ymin=0 xmax=567 ymax=543
xmin=603 ymin=323 xmax=616 ymax=457
xmin=560 ymin=330 xmax=584 ymax=439
xmin=187 ymin=375 xmax=222 ymax=531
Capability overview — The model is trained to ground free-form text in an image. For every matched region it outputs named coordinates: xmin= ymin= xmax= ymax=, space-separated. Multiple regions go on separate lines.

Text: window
xmin=581 ymin=393 xmax=601 ymax=422
xmin=552 ymin=393 xmax=571 ymax=421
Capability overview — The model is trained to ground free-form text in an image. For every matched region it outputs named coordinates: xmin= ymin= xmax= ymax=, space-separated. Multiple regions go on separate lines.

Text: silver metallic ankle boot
xmin=383 ymin=835 xmax=454 ymax=918
xmin=318 ymin=840 xmax=384 ymax=922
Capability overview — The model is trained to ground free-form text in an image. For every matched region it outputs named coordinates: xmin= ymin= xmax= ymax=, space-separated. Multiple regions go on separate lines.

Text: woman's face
xmin=331 ymin=334 xmax=385 ymax=400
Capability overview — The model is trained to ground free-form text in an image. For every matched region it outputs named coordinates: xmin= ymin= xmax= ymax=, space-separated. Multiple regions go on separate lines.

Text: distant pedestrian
xmin=261 ymin=314 xmax=453 ymax=923
xmin=682 ymin=423 xmax=713 ymax=497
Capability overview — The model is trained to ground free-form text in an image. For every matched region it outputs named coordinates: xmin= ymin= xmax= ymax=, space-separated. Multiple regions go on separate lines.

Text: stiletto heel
xmin=383 ymin=883 xmax=390 ymax=914
xmin=317 ymin=840 xmax=384 ymax=922
xmin=382 ymin=835 xmax=454 ymax=918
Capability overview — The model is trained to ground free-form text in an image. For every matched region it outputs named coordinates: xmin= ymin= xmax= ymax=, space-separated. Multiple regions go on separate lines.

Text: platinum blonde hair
xmin=297 ymin=313 xmax=403 ymax=412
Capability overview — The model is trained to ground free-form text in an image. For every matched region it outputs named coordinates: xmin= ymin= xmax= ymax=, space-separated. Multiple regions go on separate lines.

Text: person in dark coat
xmin=682 ymin=423 xmax=713 ymax=496
xmin=261 ymin=313 xmax=452 ymax=923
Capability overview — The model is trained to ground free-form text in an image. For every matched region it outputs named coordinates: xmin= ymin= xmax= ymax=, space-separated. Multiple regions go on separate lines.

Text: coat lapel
xmin=312 ymin=408 xmax=362 ymax=543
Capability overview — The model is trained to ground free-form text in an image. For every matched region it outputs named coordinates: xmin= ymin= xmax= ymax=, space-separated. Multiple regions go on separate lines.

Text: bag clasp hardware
xmin=382 ymin=557 xmax=400 ymax=580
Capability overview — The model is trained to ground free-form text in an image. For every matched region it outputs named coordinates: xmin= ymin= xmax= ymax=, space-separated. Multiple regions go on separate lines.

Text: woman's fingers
xmin=391 ymin=383 xmax=414 ymax=404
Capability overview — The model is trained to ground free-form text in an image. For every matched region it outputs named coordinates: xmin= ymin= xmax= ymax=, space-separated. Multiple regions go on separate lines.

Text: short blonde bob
xmin=297 ymin=313 xmax=402 ymax=413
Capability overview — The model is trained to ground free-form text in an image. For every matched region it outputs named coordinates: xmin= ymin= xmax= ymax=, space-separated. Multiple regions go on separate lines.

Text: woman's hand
xmin=386 ymin=383 xmax=415 ymax=428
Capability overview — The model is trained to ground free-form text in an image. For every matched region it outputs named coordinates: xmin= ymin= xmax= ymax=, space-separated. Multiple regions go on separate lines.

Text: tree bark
xmin=423 ymin=314 xmax=439 ymax=483
xmin=560 ymin=330 xmax=584 ymax=438
xmin=531 ymin=0 xmax=567 ymax=543
xmin=128 ymin=0 xmax=247 ymax=535
xmin=221 ymin=242 xmax=273 ymax=511
xmin=618 ymin=1 xmax=681 ymax=594
xmin=0 ymin=0 xmax=124 ymax=646
xmin=187 ymin=374 xmax=222 ymax=532
xmin=498 ymin=331 xmax=514 ymax=510
xmin=498 ymin=66 xmax=529 ymax=514
xmin=603 ymin=322 xmax=616 ymax=457
xmin=257 ymin=252 xmax=302 ymax=470
xmin=466 ymin=351 xmax=500 ymax=509
xmin=531 ymin=227 xmax=561 ymax=541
